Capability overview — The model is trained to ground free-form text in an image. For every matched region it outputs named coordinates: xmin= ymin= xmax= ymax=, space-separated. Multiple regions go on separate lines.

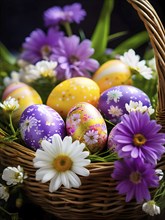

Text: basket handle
xmin=127 ymin=0 xmax=165 ymax=131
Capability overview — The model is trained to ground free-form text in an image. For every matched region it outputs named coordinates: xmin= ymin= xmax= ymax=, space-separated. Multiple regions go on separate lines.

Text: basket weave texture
xmin=0 ymin=0 xmax=165 ymax=219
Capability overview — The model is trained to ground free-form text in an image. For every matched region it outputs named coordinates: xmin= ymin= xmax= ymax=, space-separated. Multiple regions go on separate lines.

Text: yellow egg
xmin=46 ymin=77 xmax=100 ymax=118
xmin=92 ymin=59 xmax=132 ymax=93
xmin=2 ymin=82 xmax=43 ymax=124
xmin=66 ymin=102 xmax=108 ymax=154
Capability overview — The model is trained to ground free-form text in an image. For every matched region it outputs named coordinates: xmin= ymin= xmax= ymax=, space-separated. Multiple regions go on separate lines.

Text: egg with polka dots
xmin=98 ymin=85 xmax=151 ymax=124
xmin=19 ymin=104 xmax=66 ymax=151
xmin=46 ymin=77 xmax=100 ymax=118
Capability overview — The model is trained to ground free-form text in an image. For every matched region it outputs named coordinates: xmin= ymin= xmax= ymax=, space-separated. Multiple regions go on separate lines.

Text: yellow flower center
xmin=53 ymin=155 xmax=73 ymax=172
xmin=41 ymin=45 xmax=51 ymax=58
xmin=41 ymin=70 xmax=54 ymax=78
xmin=130 ymin=171 xmax=141 ymax=184
xmin=133 ymin=133 xmax=146 ymax=147
xmin=69 ymin=55 xmax=79 ymax=64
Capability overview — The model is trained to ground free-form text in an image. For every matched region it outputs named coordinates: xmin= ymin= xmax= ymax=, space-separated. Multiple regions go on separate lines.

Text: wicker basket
xmin=0 ymin=0 xmax=165 ymax=219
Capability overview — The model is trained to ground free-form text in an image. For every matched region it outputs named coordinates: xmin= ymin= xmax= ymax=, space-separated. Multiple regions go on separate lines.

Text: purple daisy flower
xmin=20 ymin=28 xmax=64 ymax=64
xmin=44 ymin=3 xmax=86 ymax=27
xmin=50 ymin=35 xmax=99 ymax=80
xmin=111 ymin=158 xmax=159 ymax=203
xmin=112 ymin=111 xmax=165 ymax=165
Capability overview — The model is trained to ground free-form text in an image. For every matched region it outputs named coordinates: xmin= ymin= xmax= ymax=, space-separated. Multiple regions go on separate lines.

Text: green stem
xmin=9 ymin=113 xmax=16 ymax=135
xmin=63 ymin=22 xmax=72 ymax=36
xmin=0 ymin=206 xmax=19 ymax=219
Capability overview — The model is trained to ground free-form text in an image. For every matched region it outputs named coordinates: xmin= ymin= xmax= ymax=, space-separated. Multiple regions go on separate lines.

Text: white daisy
xmin=142 ymin=200 xmax=160 ymax=216
xmin=0 ymin=96 xmax=19 ymax=112
xmin=84 ymin=130 xmax=99 ymax=145
xmin=0 ymin=184 xmax=9 ymax=201
xmin=106 ymin=90 xmax=123 ymax=104
xmin=2 ymin=165 xmax=27 ymax=186
xmin=33 ymin=134 xmax=90 ymax=192
xmin=108 ymin=105 xmax=123 ymax=117
xmin=20 ymin=60 xmax=57 ymax=83
xmin=148 ymin=57 xmax=157 ymax=72
xmin=120 ymin=49 xmax=153 ymax=80
xmin=125 ymin=100 xmax=154 ymax=115
xmin=3 ymin=71 xmax=20 ymax=86
xmin=155 ymin=169 xmax=164 ymax=181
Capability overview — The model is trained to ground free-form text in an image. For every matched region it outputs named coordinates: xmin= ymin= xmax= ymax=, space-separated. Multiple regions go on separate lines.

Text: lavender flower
xmin=44 ymin=3 xmax=86 ymax=27
xmin=50 ymin=35 xmax=99 ymax=80
xmin=112 ymin=111 xmax=165 ymax=164
xmin=20 ymin=28 xmax=63 ymax=64
xmin=111 ymin=158 xmax=159 ymax=203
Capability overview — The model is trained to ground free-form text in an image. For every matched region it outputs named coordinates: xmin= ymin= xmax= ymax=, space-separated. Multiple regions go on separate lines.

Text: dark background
xmin=0 ymin=0 xmax=164 ymax=56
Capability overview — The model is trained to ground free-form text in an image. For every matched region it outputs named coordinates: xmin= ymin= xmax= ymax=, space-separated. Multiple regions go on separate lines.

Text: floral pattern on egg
xmin=98 ymin=85 xmax=151 ymax=124
xmin=66 ymin=102 xmax=108 ymax=154
xmin=19 ymin=104 xmax=66 ymax=150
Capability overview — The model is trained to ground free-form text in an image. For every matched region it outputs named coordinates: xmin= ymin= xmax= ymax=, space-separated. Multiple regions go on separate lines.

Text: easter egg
xmin=46 ymin=77 xmax=100 ymax=118
xmin=66 ymin=102 xmax=108 ymax=154
xmin=107 ymin=126 xmax=117 ymax=150
xmin=19 ymin=104 xmax=66 ymax=150
xmin=92 ymin=60 xmax=132 ymax=93
xmin=2 ymin=82 xmax=43 ymax=124
xmin=98 ymin=85 xmax=151 ymax=124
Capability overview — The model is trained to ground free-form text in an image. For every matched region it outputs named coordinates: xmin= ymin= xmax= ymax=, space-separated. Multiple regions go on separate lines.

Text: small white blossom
xmin=0 ymin=184 xmax=9 ymax=201
xmin=125 ymin=100 xmax=154 ymax=115
xmin=3 ymin=71 xmax=20 ymax=86
xmin=0 ymin=96 xmax=19 ymax=112
xmin=20 ymin=60 xmax=57 ymax=83
xmin=33 ymin=134 xmax=90 ymax=192
xmin=155 ymin=169 xmax=164 ymax=181
xmin=142 ymin=200 xmax=160 ymax=216
xmin=2 ymin=165 xmax=27 ymax=186
xmin=120 ymin=49 xmax=153 ymax=80
xmin=148 ymin=57 xmax=157 ymax=72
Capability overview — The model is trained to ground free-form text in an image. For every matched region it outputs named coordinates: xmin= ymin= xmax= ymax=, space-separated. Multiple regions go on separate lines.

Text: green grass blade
xmin=91 ymin=0 xmax=114 ymax=59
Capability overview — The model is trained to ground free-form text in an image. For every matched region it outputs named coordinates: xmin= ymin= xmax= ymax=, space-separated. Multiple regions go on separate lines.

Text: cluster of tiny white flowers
xmin=0 ymin=96 xmax=19 ymax=112
xmin=125 ymin=100 xmax=155 ymax=115
xmin=120 ymin=49 xmax=153 ymax=80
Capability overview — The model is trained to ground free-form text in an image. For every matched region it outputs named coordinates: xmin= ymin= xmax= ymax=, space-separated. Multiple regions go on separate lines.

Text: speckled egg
xmin=2 ymin=82 xmax=42 ymax=124
xmin=19 ymin=104 xmax=66 ymax=150
xmin=66 ymin=102 xmax=107 ymax=154
xmin=92 ymin=60 xmax=132 ymax=93
xmin=46 ymin=77 xmax=100 ymax=119
xmin=98 ymin=85 xmax=151 ymax=124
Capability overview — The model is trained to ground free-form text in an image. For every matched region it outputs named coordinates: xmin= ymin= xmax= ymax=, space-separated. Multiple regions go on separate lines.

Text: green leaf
xmin=112 ymin=31 xmax=149 ymax=55
xmin=91 ymin=0 xmax=114 ymax=59
xmin=108 ymin=31 xmax=128 ymax=42
xmin=0 ymin=42 xmax=16 ymax=65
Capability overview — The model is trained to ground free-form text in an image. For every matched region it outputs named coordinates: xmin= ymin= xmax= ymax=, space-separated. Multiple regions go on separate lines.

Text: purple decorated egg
xmin=98 ymin=85 xmax=151 ymax=124
xmin=19 ymin=104 xmax=66 ymax=150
